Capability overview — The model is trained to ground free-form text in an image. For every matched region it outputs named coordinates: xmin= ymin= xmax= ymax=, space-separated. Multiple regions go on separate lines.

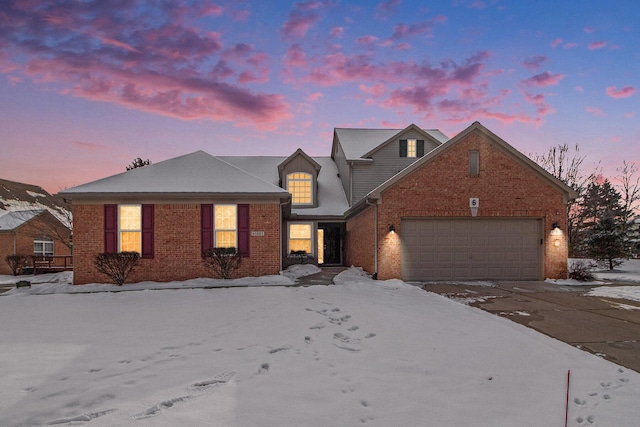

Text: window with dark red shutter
xmin=201 ymin=204 xmax=214 ymax=255
xmin=104 ymin=204 xmax=118 ymax=253
xmin=238 ymin=204 xmax=250 ymax=257
xmin=141 ymin=204 xmax=154 ymax=258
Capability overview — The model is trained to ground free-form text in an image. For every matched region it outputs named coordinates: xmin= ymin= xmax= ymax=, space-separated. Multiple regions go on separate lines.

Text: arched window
xmin=287 ymin=173 xmax=313 ymax=206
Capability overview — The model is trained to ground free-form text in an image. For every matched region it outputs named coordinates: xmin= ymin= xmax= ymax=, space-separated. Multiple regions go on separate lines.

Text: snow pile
xmin=1 ymin=269 xmax=639 ymax=426
xmin=588 ymin=286 xmax=640 ymax=303
xmin=279 ymin=263 xmax=321 ymax=281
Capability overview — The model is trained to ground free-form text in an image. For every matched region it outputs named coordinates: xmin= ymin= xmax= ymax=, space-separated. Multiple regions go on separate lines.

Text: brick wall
xmin=356 ymin=128 xmax=569 ymax=280
xmin=345 ymin=206 xmax=376 ymax=274
xmin=72 ymin=202 xmax=281 ymax=285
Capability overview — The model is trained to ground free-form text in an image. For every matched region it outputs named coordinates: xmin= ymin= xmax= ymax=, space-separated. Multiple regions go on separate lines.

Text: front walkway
xmin=296 ymin=266 xmax=347 ymax=286
xmin=424 ymin=281 xmax=640 ymax=373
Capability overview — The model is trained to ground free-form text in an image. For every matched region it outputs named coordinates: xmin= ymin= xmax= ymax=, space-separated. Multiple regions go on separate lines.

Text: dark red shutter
xmin=104 ymin=204 xmax=118 ymax=253
xmin=141 ymin=204 xmax=154 ymax=258
xmin=399 ymin=139 xmax=408 ymax=157
xmin=417 ymin=140 xmax=425 ymax=157
xmin=201 ymin=204 xmax=214 ymax=255
xmin=238 ymin=204 xmax=250 ymax=257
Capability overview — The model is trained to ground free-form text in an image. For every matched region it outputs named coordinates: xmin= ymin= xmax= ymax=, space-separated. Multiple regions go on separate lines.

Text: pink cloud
xmin=551 ymin=38 xmax=562 ymax=48
xmin=284 ymin=44 xmax=308 ymax=68
xmin=575 ymin=85 xmax=584 ymax=93
xmin=280 ymin=1 xmax=324 ymax=39
xmin=584 ymin=27 xmax=595 ymax=33
xmin=359 ymin=83 xmax=386 ymax=97
xmin=306 ymin=92 xmax=323 ymax=101
xmin=586 ymin=106 xmax=607 ymax=117
xmin=521 ymin=71 xmax=565 ymax=87
xmin=375 ymin=0 xmax=401 ymax=19
xmin=388 ymin=16 xmax=447 ymax=41
xmin=71 ymin=140 xmax=108 ymax=151
xmin=330 ymin=27 xmax=344 ymax=38
xmin=357 ymin=35 xmax=379 ymax=45
xmin=563 ymin=42 xmax=578 ymax=49
xmin=606 ymin=85 xmax=636 ymax=99
xmin=588 ymin=41 xmax=607 ymax=50
xmin=625 ymin=112 xmax=637 ymax=118
xmin=0 ymin=1 xmax=291 ymax=126
xmin=522 ymin=55 xmax=547 ymax=71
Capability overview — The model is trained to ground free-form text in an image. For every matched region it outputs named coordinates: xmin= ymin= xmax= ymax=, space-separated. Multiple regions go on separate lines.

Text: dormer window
xmin=400 ymin=139 xmax=424 ymax=158
xmin=287 ymin=173 xmax=313 ymax=205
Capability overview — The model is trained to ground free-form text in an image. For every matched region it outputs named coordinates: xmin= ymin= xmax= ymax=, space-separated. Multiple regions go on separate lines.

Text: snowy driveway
xmin=423 ymin=281 xmax=640 ymax=373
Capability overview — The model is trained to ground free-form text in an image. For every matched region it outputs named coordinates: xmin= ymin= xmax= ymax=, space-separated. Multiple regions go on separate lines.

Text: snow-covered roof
xmin=60 ymin=151 xmax=289 ymax=197
xmin=0 ymin=209 xmax=44 ymax=231
xmin=221 ymin=156 xmax=349 ymax=217
xmin=335 ymin=128 xmax=449 ymax=160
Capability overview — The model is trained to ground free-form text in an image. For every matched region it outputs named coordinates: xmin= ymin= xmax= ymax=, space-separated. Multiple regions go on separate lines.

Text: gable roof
xmin=0 ymin=178 xmax=71 ymax=225
xmin=334 ymin=126 xmax=449 ymax=161
xmin=278 ymin=148 xmax=322 ymax=176
xmin=221 ymin=156 xmax=349 ymax=217
xmin=60 ymin=151 xmax=290 ymax=199
xmin=0 ymin=209 xmax=45 ymax=231
xmin=346 ymin=121 xmax=579 ymax=217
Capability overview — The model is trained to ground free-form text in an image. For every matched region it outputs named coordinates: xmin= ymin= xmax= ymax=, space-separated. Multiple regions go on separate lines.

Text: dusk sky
xmin=1 ymin=0 xmax=638 ymax=194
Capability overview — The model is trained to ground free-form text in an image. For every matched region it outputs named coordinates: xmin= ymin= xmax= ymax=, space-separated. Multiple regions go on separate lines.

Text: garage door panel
xmin=401 ymin=218 xmax=542 ymax=281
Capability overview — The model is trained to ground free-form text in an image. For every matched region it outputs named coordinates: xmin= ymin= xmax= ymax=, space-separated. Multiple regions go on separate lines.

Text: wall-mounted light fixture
xmin=389 ymin=224 xmax=395 ymax=233
xmin=552 ymin=222 xmax=560 ymax=230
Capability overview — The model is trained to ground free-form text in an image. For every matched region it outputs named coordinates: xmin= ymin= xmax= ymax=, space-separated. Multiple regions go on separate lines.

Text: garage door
xmin=401 ymin=218 xmax=542 ymax=281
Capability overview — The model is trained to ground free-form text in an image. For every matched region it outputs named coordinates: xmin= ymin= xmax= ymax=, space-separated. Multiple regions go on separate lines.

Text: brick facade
xmin=346 ymin=128 xmax=570 ymax=280
xmin=345 ymin=206 xmax=376 ymax=274
xmin=0 ymin=213 xmax=71 ymax=276
xmin=72 ymin=202 xmax=281 ymax=285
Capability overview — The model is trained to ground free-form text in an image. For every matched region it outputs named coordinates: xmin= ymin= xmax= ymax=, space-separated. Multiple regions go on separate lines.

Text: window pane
xmin=469 ymin=151 xmax=479 ymax=176
xmin=290 ymin=223 xmax=311 ymax=238
xmin=215 ymin=205 xmax=237 ymax=229
xmin=290 ymin=239 xmax=312 ymax=253
xmin=407 ymin=139 xmax=417 ymax=158
xmin=215 ymin=231 xmax=237 ymax=248
xmin=120 ymin=206 xmax=141 ymax=230
xmin=120 ymin=231 xmax=141 ymax=252
xmin=287 ymin=173 xmax=312 ymax=205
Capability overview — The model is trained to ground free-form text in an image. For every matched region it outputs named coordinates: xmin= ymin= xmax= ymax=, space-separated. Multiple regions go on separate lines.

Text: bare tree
xmin=532 ymin=144 xmax=596 ymax=255
xmin=615 ymin=160 xmax=640 ymax=220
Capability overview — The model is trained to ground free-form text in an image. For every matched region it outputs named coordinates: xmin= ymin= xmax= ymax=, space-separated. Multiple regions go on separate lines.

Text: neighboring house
xmin=0 ymin=210 xmax=72 ymax=275
xmin=0 ymin=179 xmax=73 ymax=275
xmin=60 ymin=121 xmax=577 ymax=285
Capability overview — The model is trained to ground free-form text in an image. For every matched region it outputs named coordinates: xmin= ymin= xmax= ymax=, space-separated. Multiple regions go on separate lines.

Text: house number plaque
xmin=251 ymin=231 xmax=265 ymax=237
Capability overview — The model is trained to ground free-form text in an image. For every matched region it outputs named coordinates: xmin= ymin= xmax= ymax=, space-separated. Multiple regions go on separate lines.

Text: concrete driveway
xmin=422 ymin=281 xmax=640 ymax=373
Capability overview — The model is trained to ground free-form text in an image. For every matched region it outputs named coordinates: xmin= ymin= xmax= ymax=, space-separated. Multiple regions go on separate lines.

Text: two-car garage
xmin=401 ymin=218 xmax=543 ymax=281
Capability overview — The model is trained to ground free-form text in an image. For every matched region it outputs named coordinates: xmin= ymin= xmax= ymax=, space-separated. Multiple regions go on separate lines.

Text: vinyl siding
xmin=351 ymin=130 xmax=439 ymax=204
xmin=332 ymin=140 xmax=352 ymax=205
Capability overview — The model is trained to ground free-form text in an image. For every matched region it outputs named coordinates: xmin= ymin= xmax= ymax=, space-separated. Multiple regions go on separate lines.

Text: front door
xmin=318 ymin=223 xmax=343 ymax=265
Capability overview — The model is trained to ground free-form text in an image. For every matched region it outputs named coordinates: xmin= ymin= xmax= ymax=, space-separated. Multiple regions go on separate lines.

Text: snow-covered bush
xmin=569 ymin=259 xmax=596 ymax=281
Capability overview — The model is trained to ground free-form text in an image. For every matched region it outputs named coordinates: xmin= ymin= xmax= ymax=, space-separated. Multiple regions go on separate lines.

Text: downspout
xmin=279 ymin=197 xmax=291 ymax=271
xmin=365 ymin=197 xmax=378 ymax=278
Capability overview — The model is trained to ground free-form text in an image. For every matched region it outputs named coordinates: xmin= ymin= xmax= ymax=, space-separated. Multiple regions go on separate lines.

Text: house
xmin=0 ymin=210 xmax=72 ymax=275
xmin=0 ymin=179 xmax=73 ymax=275
xmin=60 ymin=121 xmax=577 ymax=285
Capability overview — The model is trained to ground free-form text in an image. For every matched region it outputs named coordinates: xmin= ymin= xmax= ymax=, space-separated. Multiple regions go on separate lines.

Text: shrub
xmin=202 ymin=247 xmax=242 ymax=279
xmin=569 ymin=259 xmax=596 ymax=282
xmin=5 ymin=254 xmax=28 ymax=276
xmin=94 ymin=252 xmax=140 ymax=285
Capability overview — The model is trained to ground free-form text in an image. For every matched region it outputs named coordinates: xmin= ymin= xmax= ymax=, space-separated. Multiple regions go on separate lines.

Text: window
xmin=215 ymin=205 xmax=237 ymax=248
xmin=34 ymin=238 xmax=54 ymax=256
xmin=287 ymin=173 xmax=312 ymax=205
xmin=407 ymin=139 xmax=417 ymax=158
xmin=469 ymin=150 xmax=479 ymax=176
xmin=119 ymin=205 xmax=141 ymax=253
xmin=289 ymin=223 xmax=312 ymax=254
xmin=400 ymin=139 xmax=424 ymax=158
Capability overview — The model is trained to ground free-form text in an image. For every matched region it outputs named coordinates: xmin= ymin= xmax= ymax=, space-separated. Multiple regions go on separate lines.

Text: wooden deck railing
xmin=29 ymin=255 xmax=73 ymax=273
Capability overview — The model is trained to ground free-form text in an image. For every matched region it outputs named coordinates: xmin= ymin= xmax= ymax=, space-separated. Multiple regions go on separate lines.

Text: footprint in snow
xmin=258 ymin=363 xmax=270 ymax=374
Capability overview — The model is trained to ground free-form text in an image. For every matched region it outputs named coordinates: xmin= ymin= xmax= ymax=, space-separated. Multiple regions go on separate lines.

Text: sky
xmin=0 ymin=0 xmax=638 ymax=194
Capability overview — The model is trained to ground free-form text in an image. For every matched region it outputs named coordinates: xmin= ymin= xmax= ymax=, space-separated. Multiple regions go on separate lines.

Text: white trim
xmin=118 ymin=204 xmax=142 ymax=253
xmin=286 ymin=173 xmax=313 ymax=206
xmin=288 ymin=222 xmax=314 ymax=255
xmin=214 ymin=204 xmax=238 ymax=248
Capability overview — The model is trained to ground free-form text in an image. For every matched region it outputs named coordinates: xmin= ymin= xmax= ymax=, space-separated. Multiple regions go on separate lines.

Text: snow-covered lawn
xmin=1 ymin=268 xmax=639 ymax=426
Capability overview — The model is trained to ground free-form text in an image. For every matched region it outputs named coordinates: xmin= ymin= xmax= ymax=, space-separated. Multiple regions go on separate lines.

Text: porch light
xmin=552 ymin=222 xmax=560 ymax=230
xmin=389 ymin=224 xmax=395 ymax=233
